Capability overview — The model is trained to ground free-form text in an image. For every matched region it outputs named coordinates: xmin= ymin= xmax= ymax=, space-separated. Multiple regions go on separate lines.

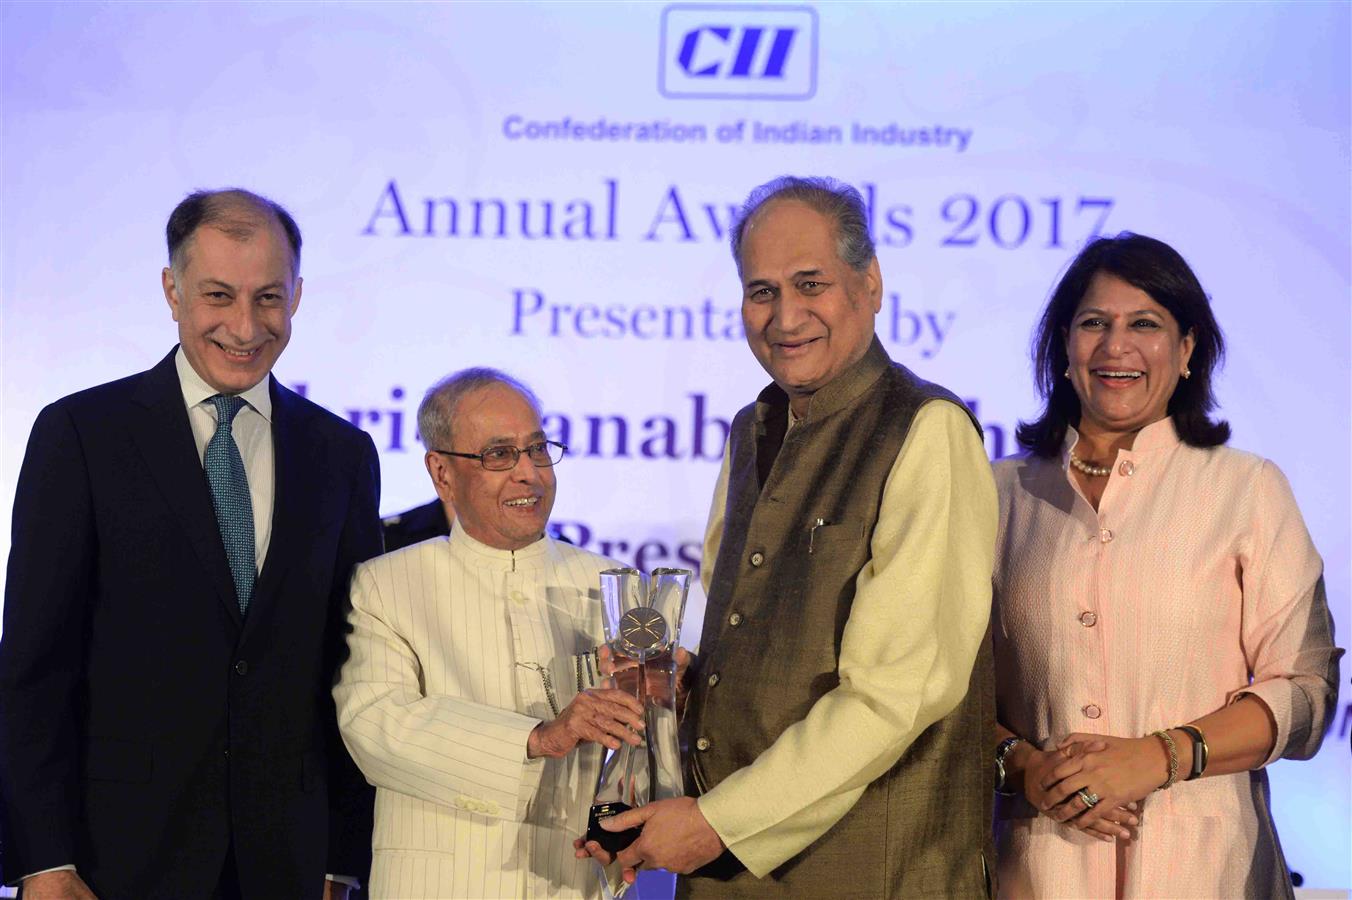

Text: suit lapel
xmin=129 ymin=349 xmax=244 ymax=628
xmin=245 ymin=378 xmax=314 ymax=637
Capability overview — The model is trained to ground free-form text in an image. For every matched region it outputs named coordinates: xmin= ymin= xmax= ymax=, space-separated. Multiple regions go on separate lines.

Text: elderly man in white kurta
xmin=335 ymin=370 xmax=643 ymax=899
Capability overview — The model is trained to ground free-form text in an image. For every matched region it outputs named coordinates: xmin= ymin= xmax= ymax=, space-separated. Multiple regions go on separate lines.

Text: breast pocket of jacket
xmin=797 ymin=518 xmax=870 ymax=644
xmin=805 ymin=518 xmax=869 ymax=570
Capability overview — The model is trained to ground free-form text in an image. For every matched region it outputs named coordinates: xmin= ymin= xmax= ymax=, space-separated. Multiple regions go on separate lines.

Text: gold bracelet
xmin=1150 ymin=729 xmax=1179 ymax=790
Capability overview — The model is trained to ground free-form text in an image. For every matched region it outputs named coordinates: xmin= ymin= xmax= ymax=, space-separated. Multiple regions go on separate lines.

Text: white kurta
xmin=334 ymin=524 xmax=620 ymax=899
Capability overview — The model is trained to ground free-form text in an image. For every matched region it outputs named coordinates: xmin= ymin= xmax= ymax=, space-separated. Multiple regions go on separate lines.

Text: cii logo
xmin=659 ymin=5 xmax=818 ymax=100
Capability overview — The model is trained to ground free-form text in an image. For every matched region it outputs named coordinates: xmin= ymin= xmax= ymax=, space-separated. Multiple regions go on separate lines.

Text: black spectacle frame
xmin=432 ymin=440 xmax=567 ymax=471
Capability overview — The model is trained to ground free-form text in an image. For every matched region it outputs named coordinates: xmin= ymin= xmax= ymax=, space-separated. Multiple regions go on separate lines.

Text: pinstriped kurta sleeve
xmin=336 ymin=560 xmax=542 ymax=820
xmin=333 ymin=528 xmax=620 ymax=898
xmin=697 ymin=401 xmax=997 ymax=875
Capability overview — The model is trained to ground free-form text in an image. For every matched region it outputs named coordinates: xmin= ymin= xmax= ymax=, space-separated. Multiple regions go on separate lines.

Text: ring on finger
xmin=1077 ymin=788 xmax=1100 ymax=809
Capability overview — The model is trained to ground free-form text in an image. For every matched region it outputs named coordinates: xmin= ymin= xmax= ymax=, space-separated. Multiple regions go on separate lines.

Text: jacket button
xmin=695 ymin=737 xmax=711 ymax=751
xmin=1082 ymin=704 xmax=1102 ymax=719
xmin=749 ymin=551 xmax=765 ymax=567
xmin=1119 ymin=460 xmax=1135 ymax=476
xmin=728 ymin=612 xmax=743 ymax=627
xmin=1099 ymin=529 xmax=1114 ymax=543
xmin=234 ymin=660 xmax=248 ymax=676
xmin=708 ymin=673 xmax=720 ymax=687
xmin=1078 ymin=611 xmax=1098 ymax=627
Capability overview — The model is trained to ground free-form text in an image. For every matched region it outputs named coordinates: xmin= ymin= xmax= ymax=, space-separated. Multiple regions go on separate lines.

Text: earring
xmin=1064 ymin=367 xmax=1071 ymax=379
xmin=1182 ymin=366 xmax=1191 ymax=379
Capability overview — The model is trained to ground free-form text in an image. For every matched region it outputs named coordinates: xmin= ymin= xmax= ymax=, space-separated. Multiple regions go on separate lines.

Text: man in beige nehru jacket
xmin=585 ymin=177 xmax=998 ymax=897
xmin=334 ymin=368 xmax=645 ymax=899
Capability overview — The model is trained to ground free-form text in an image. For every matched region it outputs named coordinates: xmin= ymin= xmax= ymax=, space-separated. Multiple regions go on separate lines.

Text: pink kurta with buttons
xmin=992 ymin=418 xmax=1341 ymax=899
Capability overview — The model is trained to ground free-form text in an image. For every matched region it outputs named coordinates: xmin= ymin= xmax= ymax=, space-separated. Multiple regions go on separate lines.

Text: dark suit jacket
xmin=0 ymin=348 xmax=381 ymax=899
xmin=381 ymin=499 xmax=450 ymax=553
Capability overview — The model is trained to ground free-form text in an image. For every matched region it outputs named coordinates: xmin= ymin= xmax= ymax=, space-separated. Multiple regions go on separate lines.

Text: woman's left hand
xmin=1039 ymin=732 xmax=1169 ymax=830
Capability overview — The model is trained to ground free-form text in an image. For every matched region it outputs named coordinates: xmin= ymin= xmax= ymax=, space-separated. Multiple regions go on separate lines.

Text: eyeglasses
xmin=432 ymin=440 xmax=567 ymax=471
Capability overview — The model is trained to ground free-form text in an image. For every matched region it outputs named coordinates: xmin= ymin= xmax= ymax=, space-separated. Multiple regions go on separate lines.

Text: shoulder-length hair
xmin=1015 ymin=232 xmax=1229 ymax=457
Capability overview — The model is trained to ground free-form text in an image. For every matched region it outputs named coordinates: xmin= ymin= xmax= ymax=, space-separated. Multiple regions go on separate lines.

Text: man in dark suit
xmin=380 ymin=498 xmax=450 ymax=553
xmin=0 ymin=189 xmax=380 ymax=899
xmin=379 ymin=377 xmax=456 ymax=553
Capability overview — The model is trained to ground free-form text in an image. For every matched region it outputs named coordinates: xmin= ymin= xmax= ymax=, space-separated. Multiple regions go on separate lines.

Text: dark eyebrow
xmin=197 ymin=278 xmax=287 ymax=294
xmin=1076 ymin=307 xmax=1164 ymax=317
xmin=792 ymin=268 xmax=826 ymax=279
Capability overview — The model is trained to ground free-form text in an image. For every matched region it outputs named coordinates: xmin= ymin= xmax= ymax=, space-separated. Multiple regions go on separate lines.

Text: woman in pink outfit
xmin=990 ymin=233 xmax=1341 ymax=899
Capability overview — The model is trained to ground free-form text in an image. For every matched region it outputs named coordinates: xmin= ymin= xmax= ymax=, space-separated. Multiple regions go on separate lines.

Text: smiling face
xmin=438 ymin=383 xmax=556 ymax=551
xmin=1066 ymin=272 xmax=1196 ymax=439
xmin=162 ymin=221 xmax=300 ymax=394
xmin=738 ymin=200 xmax=882 ymax=413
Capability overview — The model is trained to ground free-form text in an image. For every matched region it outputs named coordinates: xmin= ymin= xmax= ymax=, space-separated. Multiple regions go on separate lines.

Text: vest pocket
xmin=804 ymin=519 xmax=869 ymax=578
xmin=805 ymin=518 xmax=867 ymax=555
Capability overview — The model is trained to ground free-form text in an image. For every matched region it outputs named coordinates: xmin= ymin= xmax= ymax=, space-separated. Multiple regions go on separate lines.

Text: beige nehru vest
xmin=681 ymin=339 xmax=995 ymax=898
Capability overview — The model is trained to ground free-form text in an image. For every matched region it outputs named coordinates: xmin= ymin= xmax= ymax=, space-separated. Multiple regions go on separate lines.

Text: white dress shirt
xmin=175 ymin=348 xmax=274 ymax=570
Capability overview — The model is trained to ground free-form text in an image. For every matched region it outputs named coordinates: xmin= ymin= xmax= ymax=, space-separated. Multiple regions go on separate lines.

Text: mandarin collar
xmin=754 ymin=335 xmax=891 ymax=428
xmin=1062 ymin=416 xmax=1181 ymax=469
xmin=447 ymin=519 xmax=550 ymax=566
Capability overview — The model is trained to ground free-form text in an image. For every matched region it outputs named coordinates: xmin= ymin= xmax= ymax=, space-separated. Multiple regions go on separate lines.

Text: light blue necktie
xmin=206 ymin=394 xmax=255 ymax=615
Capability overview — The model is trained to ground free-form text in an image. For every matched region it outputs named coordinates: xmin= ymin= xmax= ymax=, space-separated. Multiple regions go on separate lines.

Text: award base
xmin=586 ymin=801 xmax=641 ymax=854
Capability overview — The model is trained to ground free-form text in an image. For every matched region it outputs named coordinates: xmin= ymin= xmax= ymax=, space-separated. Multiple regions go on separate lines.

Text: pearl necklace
xmin=1069 ymin=450 xmax=1111 ymax=477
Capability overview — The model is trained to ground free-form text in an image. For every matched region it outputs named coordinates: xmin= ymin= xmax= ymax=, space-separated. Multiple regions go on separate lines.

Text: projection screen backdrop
xmin=1 ymin=1 xmax=1347 ymax=889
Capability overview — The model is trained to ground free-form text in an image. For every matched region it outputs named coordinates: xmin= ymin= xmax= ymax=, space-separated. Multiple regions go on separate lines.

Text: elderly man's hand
xmin=21 ymin=870 xmax=99 ymax=900
xmin=602 ymin=645 xmax=696 ymax=715
xmin=575 ymin=797 xmax=725 ymax=884
xmin=527 ymin=688 xmax=645 ymax=759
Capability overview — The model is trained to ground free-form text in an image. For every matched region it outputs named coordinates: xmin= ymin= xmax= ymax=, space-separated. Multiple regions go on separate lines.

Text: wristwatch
xmin=995 ymin=736 xmax=1024 ymax=795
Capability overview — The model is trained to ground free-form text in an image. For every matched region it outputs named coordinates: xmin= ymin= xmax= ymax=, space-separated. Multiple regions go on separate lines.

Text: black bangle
xmin=1176 ymin=724 xmax=1208 ymax=780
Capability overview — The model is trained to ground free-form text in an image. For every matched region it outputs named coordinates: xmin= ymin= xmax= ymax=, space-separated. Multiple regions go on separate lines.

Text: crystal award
xmin=586 ymin=566 xmax=691 ymax=857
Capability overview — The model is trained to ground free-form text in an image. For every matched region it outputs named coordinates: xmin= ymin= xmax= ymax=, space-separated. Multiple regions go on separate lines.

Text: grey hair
xmin=729 ymin=176 xmax=875 ymax=274
xmin=417 ymin=367 xmax=543 ymax=450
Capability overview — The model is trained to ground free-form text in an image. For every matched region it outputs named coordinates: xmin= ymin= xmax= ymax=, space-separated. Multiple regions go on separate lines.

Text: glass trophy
xmin=586 ymin=566 xmax=691 ymax=859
